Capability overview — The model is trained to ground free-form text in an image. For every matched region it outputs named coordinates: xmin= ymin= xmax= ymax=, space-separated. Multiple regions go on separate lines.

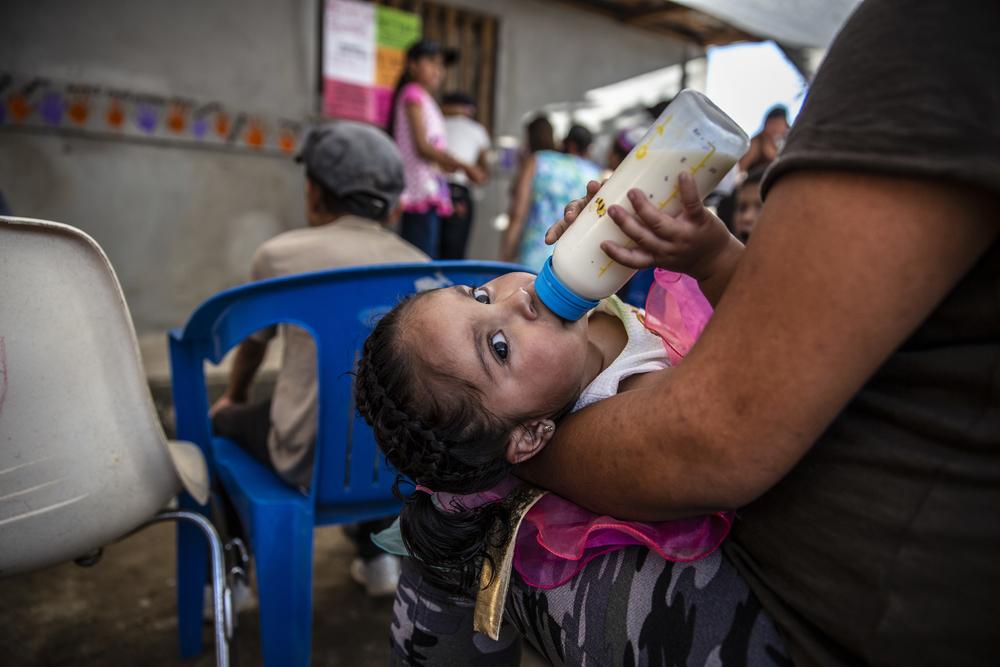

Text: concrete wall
xmin=0 ymin=0 xmax=687 ymax=333
xmin=0 ymin=0 xmax=316 ymax=333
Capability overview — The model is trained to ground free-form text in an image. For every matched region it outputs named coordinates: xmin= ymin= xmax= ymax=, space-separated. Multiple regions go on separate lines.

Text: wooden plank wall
xmin=374 ymin=0 xmax=498 ymax=132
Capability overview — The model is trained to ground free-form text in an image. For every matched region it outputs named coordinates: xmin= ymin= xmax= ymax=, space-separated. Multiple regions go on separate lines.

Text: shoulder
xmin=763 ymin=1 xmax=1000 ymax=198
xmin=401 ymin=82 xmax=428 ymax=106
xmin=473 ymin=122 xmax=491 ymax=147
xmin=335 ymin=216 xmax=432 ymax=261
xmin=458 ymin=117 xmax=489 ymax=141
xmin=534 ymin=150 xmax=557 ymax=164
xmin=576 ymin=156 xmax=601 ymax=176
xmin=250 ymin=227 xmax=324 ymax=279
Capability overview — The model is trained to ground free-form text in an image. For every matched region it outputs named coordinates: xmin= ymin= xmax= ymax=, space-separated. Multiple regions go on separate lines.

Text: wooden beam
xmin=477 ymin=17 xmax=496 ymax=133
xmin=623 ymin=5 xmax=688 ymax=25
xmin=551 ymin=0 xmax=755 ymax=46
xmin=461 ymin=14 xmax=477 ymax=94
xmin=445 ymin=5 xmax=458 ymax=92
xmin=550 ymin=0 xmax=630 ymax=24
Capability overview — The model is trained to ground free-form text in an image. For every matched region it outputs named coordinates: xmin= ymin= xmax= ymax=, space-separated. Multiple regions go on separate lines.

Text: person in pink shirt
xmin=387 ymin=40 xmax=484 ymax=257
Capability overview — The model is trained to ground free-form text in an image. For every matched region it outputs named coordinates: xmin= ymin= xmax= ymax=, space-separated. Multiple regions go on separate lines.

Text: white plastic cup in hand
xmin=535 ymin=90 xmax=749 ymax=320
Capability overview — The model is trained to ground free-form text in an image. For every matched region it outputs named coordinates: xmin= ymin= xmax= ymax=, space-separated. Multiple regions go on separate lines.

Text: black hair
xmin=525 ymin=114 xmax=555 ymax=153
xmin=647 ymin=97 xmax=674 ymax=121
xmin=386 ymin=40 xmax=454 ymax=138
xmin=565 ymin=124 xmax=594 ymax=154
xmin=305 ymin=171 xmax=391 ymax=222
xmin=441 ymin=91 xmax=475 ymax=108
xmin=742 ymin=164 xmax=767 ymax=188
xmin=385 ymin=69 xmax=413 ymax=140
xmin=764 ymin=105 xmax=788 ymax=123
xmin=354 ymin=292 xmax=519 ymax=595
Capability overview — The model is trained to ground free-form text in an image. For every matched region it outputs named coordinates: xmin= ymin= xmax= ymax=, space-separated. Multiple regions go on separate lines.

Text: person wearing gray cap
xmin=209 ymin=121 xmax=428 ymax=602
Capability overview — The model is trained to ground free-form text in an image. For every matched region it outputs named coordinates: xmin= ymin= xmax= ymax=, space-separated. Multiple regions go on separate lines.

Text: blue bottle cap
xmin=534 ymin=257 xmax=599 ymax=321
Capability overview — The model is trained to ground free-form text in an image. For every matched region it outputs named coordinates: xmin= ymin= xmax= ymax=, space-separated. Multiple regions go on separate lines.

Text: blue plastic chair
xmin=169 ymin=261 xmax=525 ymax=666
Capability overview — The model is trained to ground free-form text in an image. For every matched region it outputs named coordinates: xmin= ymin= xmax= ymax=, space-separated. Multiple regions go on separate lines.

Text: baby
xmin=355 ymin=172 xmax=744 ymax=596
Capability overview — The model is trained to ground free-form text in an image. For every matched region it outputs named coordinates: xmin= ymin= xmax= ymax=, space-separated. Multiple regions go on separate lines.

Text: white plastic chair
xmin=0 ymin=217 xmax=230 ymax=666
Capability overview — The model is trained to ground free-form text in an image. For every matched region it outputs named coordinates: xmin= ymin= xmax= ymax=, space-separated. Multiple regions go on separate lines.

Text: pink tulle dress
xmin=433 ymin=270 xmax=731 ymax=590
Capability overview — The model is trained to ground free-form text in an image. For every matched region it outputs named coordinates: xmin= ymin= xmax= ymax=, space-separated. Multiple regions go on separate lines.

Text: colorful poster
xmin=0 ymin=72 xmax=303 ymax=157
xmin=323 ymin=0 xmax=420 ymax=127
xmin=323 ymin=0 xmax=376 ymax=86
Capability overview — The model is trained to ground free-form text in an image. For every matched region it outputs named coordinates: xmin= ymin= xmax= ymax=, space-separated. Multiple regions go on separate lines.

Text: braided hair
xmin=355 ymin=291 xmax=519 ymax=595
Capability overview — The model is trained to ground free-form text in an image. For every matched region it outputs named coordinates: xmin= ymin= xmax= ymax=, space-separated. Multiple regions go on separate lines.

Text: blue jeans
xmin=440 ymin=184 xmax=473 ymax=260
xmin=401 ymin=210 xmax=441 ymax=259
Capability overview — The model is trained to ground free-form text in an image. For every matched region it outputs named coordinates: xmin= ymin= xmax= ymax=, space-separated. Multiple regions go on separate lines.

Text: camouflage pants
xmin=389 ymin=547 xmax=789 ymax=666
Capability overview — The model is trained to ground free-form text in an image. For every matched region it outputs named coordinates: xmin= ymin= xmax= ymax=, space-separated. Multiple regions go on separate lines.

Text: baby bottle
xmin=535 ymin=90 xmax=749 ymax=320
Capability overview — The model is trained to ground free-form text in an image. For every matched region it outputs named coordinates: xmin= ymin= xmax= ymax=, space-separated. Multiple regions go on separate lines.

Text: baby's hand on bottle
xmin=545 ymin=179 xmax=604 ymax=245
xmin=603 ymin=172 xmax=741 ymax=281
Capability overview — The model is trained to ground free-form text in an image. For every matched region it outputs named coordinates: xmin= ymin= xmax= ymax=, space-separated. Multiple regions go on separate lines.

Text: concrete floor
xmin=0 ymin=522 xmax=396 ymax=666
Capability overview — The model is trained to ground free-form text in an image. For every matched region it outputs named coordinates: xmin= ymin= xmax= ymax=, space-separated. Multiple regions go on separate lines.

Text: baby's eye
xmin=472 ymin=287 xmax=491 ymax=304
xmin=490 ymin=331 xmax=509 ymax=361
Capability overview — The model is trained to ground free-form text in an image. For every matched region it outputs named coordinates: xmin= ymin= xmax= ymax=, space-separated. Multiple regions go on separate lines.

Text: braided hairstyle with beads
xmin=354 ymin=291 xmax=521 ymax=596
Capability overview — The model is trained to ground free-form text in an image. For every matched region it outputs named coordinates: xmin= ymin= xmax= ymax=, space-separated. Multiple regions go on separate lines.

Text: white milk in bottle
xmin=535 ymin=90 xmax=749 ymax=320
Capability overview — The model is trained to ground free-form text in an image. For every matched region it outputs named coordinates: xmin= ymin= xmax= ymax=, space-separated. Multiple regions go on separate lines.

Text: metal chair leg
xmin=138 ymin=509 xmax=231 ymax=667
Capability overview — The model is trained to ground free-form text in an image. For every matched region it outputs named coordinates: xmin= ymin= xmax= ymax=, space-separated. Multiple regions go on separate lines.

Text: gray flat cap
xmin=296 ymin=121 xmax=405 ymax=218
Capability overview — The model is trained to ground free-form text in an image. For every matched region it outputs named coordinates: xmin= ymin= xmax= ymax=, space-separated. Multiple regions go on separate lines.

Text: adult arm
xmin=474 ymin=146 xmax=491 ymax=184
xmin=209 ymin=337 xmax=268 ymax=416
xmin=518 ymin=170 xmax=999 ymax=520
xmin=404 ymin=101 xmax=475 ymax=177
xmin=737 ymin=135 xmax=762 ymax=171
xmin=500 ymin=154 xmax=537 ymax=262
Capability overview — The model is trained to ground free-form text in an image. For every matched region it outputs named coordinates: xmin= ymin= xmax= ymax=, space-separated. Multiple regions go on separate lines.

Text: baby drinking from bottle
xmin=354 ymin=170 xmax=745 ymax=620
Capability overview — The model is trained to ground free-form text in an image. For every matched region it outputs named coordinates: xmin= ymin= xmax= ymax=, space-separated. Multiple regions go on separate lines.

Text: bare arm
xmin=737 ymin=136 xmax=762 ymax=171
xmin=405 ymin=102 xmax=469 ymax=174
xmin=518 ymin=170 xmax=998 ymax=520
xmin=500 ymin=155 xmax=537 ymax=262
xmin=474 ymin=147 xmax=491 ymax=184
xmin=209 ymin=338 xmax=268 ymax=416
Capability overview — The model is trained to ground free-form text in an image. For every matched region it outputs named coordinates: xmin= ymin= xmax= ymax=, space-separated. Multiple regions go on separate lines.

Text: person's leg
xmin=209 ymin=401 xmax=270 ymax=545
xmin=211 ymin=399 xmax=273 ymax=466
xmin=207 ymin=400 xmax=276 ymax=613
xmin=439 ymin=184 xmax=473 ymax=260
xmin=401 ymin=210 xmax=441 ymax=259
xmin=505 ymin=547 xmax=789 ymax=667
xmin=210 ymin=400 xmax=274 ymax=543
xmin=389 ymin=557 xmax=523 ymax=666
xmin=352 ymin=517 xmax=396 ymax=560
xmin=347 ymin=517 xmax=402 ymax=597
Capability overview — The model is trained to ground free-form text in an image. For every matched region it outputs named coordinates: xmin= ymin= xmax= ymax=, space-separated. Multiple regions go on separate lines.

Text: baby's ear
xmin=505 ymin=419 xmax=556 ymax=464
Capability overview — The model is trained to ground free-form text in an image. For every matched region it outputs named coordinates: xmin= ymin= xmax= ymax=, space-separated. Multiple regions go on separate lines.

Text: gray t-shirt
xmin=725 ymin=1 xmax=1000 ymax=665
xmin=249 ymin=216 xmax=429 ymax=488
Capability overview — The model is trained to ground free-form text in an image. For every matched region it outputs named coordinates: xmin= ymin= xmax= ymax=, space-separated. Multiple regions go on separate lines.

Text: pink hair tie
xmin=415 ymin=484 xmax=434 ymax=495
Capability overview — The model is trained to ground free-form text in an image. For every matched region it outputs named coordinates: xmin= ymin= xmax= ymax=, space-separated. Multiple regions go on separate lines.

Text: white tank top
xmin=573 ymin=296 xmax=670 ymax=412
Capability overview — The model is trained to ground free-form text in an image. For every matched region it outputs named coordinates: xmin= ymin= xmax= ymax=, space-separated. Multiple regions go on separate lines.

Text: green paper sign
xmin=376 ymin=5 xmax=422 ymax=51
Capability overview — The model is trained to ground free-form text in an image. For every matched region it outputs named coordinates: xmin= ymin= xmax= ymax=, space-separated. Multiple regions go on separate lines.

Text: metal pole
xmin=139 ymin=510 xmax=231 ymax=667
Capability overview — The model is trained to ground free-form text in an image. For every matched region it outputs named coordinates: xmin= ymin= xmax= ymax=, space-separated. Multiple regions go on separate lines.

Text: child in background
xmin=732 ymin=166 xmax=766 ymax=243
xmin=355 ymin=172 xmax=745 ymax=604
xmin=387 ymin=40 xmax=485 ymax=258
